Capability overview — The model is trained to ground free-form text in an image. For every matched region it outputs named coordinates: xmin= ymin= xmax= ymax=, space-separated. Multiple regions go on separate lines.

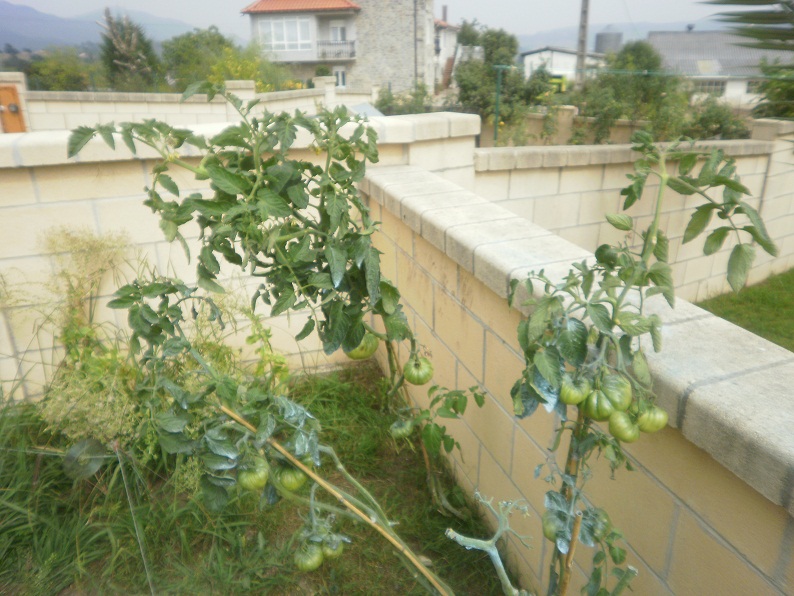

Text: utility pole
xmin=574 ymin=0 xmax=590 ymax=90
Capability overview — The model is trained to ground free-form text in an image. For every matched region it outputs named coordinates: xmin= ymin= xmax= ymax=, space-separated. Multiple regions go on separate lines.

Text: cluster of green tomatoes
xmin=559 ymin=371 xmax=668 ymax=443
xmin=237 ymin=456 xmax=346 ymax=571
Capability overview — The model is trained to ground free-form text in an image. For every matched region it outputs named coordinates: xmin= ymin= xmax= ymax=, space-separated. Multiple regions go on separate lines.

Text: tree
xmin=708 ymin=0 xmax=794 ymax=54
xmin=454 ymin=25 xmax=522 ymax=121
xmin=708 ymin=1 xmax=794 ymax=117
xmin=26 ymin=47 xmax=94 ymax=91
xmin=99 ymin=9 xmax=163 ymax=91
xmin=208 ymin=44 xmax=294 ymax=92
xmin=162 ymin=27 xmax=235 ymax=92
xmin=569 ymin=41 xmax=689 ymax=141
xmin=456 ymin=19 xmax=481 ymax=46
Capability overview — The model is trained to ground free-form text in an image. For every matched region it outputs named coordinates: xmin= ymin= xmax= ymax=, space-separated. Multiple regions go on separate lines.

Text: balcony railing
xmin=317 ymin=41 xmax=356 ymax=60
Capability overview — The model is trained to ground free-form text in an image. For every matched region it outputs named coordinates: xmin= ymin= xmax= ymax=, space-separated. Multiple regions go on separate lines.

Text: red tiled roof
xmin=242 ymin=0 xmax=360 ymax=14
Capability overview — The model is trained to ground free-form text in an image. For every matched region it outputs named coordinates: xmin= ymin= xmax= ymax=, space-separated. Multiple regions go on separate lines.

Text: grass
xmin=0 ymin=363 xmax=504 ymax=595
xmin=697 ymin=267 xmax=794 ymax=352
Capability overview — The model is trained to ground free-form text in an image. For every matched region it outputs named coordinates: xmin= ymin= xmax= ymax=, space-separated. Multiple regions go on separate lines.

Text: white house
xmin=433 ymin=5 xmax=458 ymax=90
xmin=521 ymin=46 xmax=605 ymax=83
xmin=647 ymin=30 xmax=793 ymax=109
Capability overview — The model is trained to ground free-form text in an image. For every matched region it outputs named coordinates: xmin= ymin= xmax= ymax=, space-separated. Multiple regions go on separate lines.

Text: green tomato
xmin=403 ymin=357 xmax=434 ymax=385
xmin=390 ymin=418 xmax=415 ymax=439
xmin=601 ymin=374 xmax=633 ymax=412
xmin=345 ymin=333 xmax=379 ymax=360
xmin=542 ymin=510 xmax=565 ymax=542
xmin=584 ymin=389 xmax=614 ymax=421
xmin=278 ymin=466 xmax=308 ymax=492
xmin=608 ymin=411 xmax=640 ymax=443
xmin=559 ymin=374 xmax=592 ymax=406
xmin=637 ymin=405 xmax=668 ymax=433
xmin=294 ymin=543 xmax=324 ymax=572
xmin=237 ymin=457 xmax=269 ymax=492
xmin=322 ymin=540 xmax=344 ymax=560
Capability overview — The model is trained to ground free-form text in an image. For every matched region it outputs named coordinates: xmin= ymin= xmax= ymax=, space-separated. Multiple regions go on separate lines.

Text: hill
xmin=0 ymin=1 xmax=196 ymax=51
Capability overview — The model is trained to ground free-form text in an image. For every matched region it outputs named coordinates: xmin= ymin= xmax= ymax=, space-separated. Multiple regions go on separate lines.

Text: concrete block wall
xmin=363 ymin=165 xmax=793 ymax=595
xmin=20 ymin=79 xmax=374 ymax=132
xmin=0 ymin=112 xmax=480 ymax=399
xmin=471 ymin=138 xmax=794 ymax=303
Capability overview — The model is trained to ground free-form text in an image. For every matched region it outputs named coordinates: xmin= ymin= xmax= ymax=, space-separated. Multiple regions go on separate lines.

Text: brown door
xmin=0 ymin=86 xmax=26 ymax=133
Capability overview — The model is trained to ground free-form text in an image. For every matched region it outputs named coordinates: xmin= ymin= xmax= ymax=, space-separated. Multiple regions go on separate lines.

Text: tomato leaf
xmin=586 ymin=303 xmax=612 ymax=333
xmin=683 ymin=204 xmax=716 ymax=244
xmin=534 ymin=348 xmax=562 ymax=389
xmin=727 ymin=243 xmax=755 ymax=292
xmin=67 ymin=126 xmax=97 ymax=158
xmin=558 ymin=318 xmax=588 ymax=367
xmin=326 ymin=244 xmax=347 ymax=288
xmin=738 ymin=201 xmax=778 ymax=256
xmin=295 ymin=317 xmax=315 ymax=341
xmin=703 ymin=227 xmax=731 ymax=256
xmin=605 ymin=213 xmax=633 ymax=231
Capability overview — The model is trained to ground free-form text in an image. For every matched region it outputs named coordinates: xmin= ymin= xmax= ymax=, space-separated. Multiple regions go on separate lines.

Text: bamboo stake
xmin=559 ymin=511 xmax=583 ymax=596
xmin=218 ymin=404 xmax=453 ymax=595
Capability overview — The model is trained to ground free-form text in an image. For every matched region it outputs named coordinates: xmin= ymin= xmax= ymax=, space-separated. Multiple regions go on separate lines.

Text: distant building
xmin=521 ymin=47 xmax=605 ymax=82
xmin=434 ymin=5 xmax=459 ymax=90
xmin=242 ymin=0 xmax=435 ymax=92
xmin=595 ymin=31 xmax=622 ymax=55
xmin=647 ymin=30 xmax=792 ymax=108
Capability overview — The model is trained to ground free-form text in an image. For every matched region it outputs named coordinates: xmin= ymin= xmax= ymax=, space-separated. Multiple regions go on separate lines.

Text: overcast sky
xmin=12 ymin=0 xmax=725 ymax=39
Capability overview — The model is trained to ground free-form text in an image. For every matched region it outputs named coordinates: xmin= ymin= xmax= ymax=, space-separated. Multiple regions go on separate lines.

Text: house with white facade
xmin=242 ymin=0 xmax=435 ymax=92
xmin=433 ymin=5 xmax=458 ymax=90
xmin=647 ymin=30 xmax=792 ymax=109
xmin=521 ymin=46 xmax=605 ymax=84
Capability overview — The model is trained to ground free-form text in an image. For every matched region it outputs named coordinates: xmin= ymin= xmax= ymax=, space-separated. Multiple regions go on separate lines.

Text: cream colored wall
xmin=363 ymin=165 xmax=792 ymax=595
xmin=0 ymin=112 xmax=479 ymax=400
xmin=20 ymin=79 xmax=376 ymax=132
xmin=471 ymin=135 xmax=794 ymax=302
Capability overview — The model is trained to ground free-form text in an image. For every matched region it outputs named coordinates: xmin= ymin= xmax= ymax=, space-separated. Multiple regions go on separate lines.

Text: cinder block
xmin=667 ymin=511 xmax=779 ymax=595
xmin=0 ymin=168 xmax=36 ymax=206
xmin=508 ymin=168 xmax=560 ymax=200
xmin=433 ymin=290 xmax=484 ymax=379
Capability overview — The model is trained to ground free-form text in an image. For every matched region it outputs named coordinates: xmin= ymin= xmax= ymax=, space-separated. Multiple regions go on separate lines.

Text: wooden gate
xmin=0 ymin=86 xmax=26 ymax=133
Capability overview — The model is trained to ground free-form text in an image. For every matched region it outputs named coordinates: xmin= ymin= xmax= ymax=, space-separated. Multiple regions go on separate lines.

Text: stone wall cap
xmin=475 ymin=139 xmax=775 ymax=172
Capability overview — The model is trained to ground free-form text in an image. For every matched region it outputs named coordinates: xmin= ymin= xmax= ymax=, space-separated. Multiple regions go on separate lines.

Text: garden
xmin=0 ymin=82 xmax=781 ymax=595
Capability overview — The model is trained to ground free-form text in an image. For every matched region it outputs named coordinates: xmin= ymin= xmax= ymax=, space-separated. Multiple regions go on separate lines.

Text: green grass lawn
xmin=697 ymin=267 xmax=794 ymax=352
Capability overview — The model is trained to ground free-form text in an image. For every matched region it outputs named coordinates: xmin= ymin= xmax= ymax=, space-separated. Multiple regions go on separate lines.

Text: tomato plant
xmin=447 ymin=133 xmax=780 ymax=596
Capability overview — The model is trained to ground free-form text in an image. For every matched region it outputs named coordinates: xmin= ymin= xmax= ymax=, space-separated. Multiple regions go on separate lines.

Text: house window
xmin=747 ymin=80 xmax=763 ymax=94
xmin=333 ymin=66 xmax=346 ymax=88
xmin=330 ymin=20 xmax=347 ymax=42
xmin=259 ymin=16 xmax=311 ymax=51
xmin=693 ymin=80 xmax=726 ymax=97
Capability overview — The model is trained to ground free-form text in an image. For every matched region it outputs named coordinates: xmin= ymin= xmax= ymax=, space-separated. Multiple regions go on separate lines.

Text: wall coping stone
xmin=365 ymin=163 xmax=794 ymax=516
xmin=0 ymin=112 xmax=480 ymax=169
xmin=475 ymin=140 xmax=775 ymax=172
